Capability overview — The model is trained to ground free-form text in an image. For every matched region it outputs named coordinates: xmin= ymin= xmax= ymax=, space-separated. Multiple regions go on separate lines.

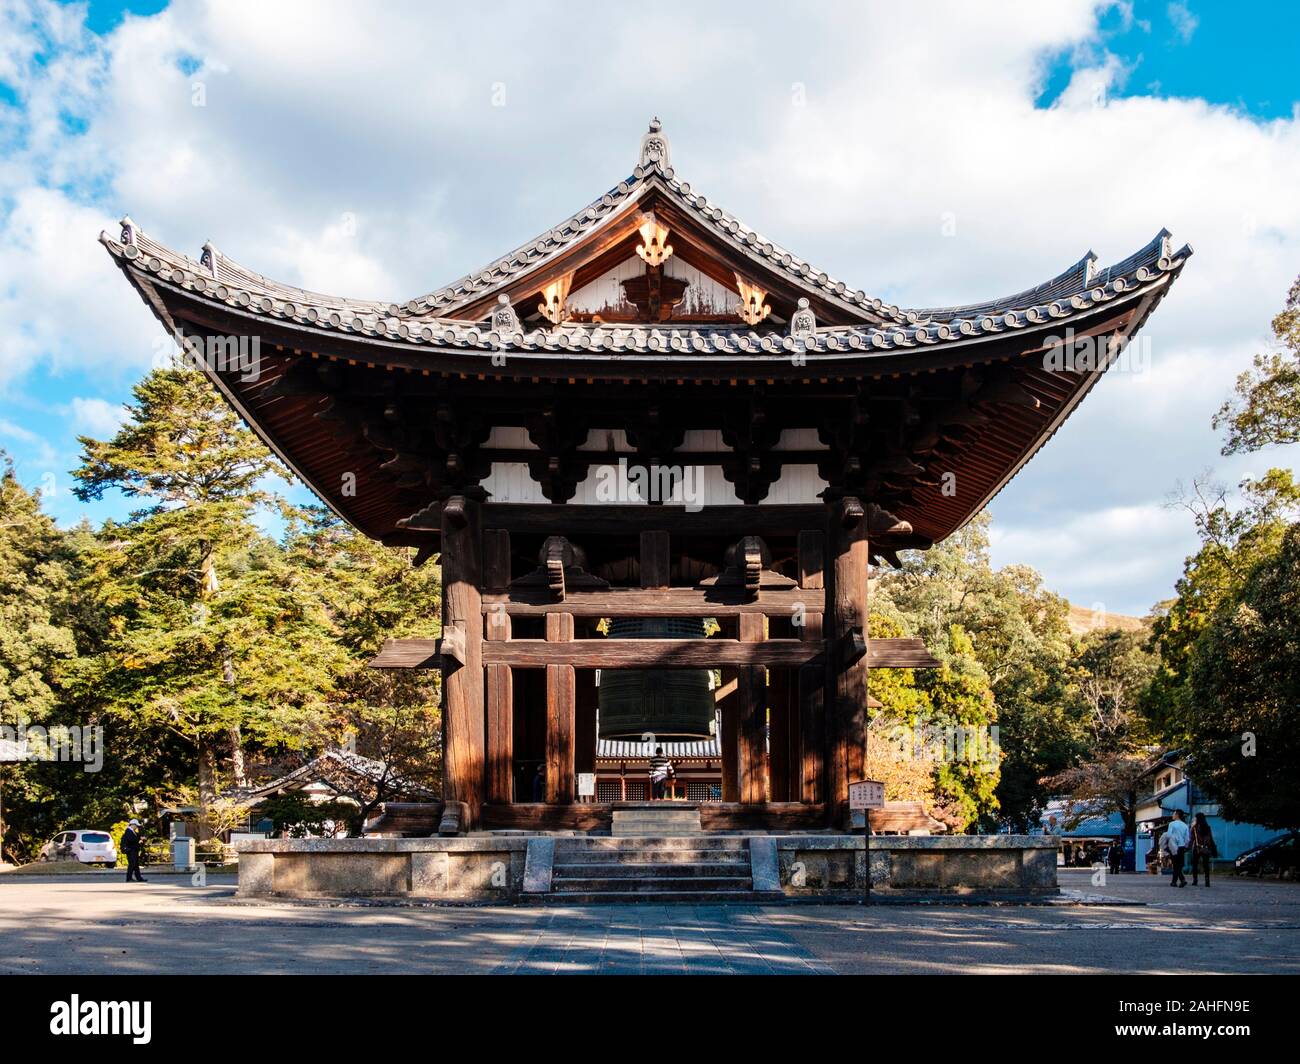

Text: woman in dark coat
xmin=1190 ymin=812 xmax=1217 ymax=887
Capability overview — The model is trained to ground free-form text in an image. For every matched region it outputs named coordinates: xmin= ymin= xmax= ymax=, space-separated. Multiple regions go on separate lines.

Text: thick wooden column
xmin=796 ymin=530 xmax=825 ymax=804
xmin=639 ymin=529 xmax=671 ymax=588
xmin=545 ymin=611 xmax=575 ymax=804
xmin=825 ymin=499 xmax=868 ymax=829
xmin=483 ymin=529 xmax=513 ymax=804
xmin=717 ymin=671 xmax=740 ymax=802
xmin=574 ymin=664 xmax=598 ymax=785
xmin=738 ymin=612 xmax=767 ymax=804
xmin=767 ymin=664 xmax=791 ymax=802
xmin=440 ymin=495 xmax=485 ymax=826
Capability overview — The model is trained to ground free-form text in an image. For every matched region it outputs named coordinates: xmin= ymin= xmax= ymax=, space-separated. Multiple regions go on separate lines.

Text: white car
xmin=39 ymin=830 xmax=118 ymax=867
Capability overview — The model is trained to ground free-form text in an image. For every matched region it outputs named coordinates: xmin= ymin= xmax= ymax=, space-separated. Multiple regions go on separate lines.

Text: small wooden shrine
xmin=104 ymin=120 xmax=1189 ymax=834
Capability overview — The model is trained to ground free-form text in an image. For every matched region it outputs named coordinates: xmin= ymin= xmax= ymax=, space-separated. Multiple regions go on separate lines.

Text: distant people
xmin=1109 ymin=835 xmax=1123 ymax=876
xmin=649 ymin=747 xmax=673 ymax=799
xmin=531 ymin=763 xmax=545 ymax=803
xmin=1164 ymin=809 xmax=1190 ymax=888
xmin=121 ymin=819 xmax=146 ymax=883
xmin=1190 ymin=812 xmax=1217 ymax=887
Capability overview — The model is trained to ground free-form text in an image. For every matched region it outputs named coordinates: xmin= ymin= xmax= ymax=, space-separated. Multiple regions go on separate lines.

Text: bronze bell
xmin=597 ymin=618 xmax=716 ymax=741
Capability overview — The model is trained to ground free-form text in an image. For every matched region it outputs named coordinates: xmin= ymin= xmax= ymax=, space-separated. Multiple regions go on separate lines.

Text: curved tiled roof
xmin=102 ymin=219 xmax=1190 ymax=362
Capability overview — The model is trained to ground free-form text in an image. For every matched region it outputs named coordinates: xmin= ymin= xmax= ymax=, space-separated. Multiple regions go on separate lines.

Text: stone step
xmin=553 ymin=875 xmax=753 ymax=893
xmin=554 ymin=861 xmax=751 ymax=879
xmin=528 ymin=890 xmax=786 ymax=905
xmin=561 ymin=836 xmax=750 ymax=851
xmin=554 ymin=849 xmax=750 ymax=866
xmin=612 ymin=807 xmax=702 ymax=838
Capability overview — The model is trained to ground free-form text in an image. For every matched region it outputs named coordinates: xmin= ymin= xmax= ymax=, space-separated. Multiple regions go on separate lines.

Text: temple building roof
xmin=100 ymin=119 xmax=1190 ymax=550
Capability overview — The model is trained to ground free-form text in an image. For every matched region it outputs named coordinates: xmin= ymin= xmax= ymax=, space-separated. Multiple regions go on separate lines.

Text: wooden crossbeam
xmin=865 ymin=638 xmax=941 ymax=668
xmin=480 ymin=587 xmax=823 ymax=617
xmin=369 ymin=637 xmax=441 ymax=668
xmin=481 ymin=638 xmax=822 ymax=668
xmin=370 ymin=634 xmax=938 ymax=670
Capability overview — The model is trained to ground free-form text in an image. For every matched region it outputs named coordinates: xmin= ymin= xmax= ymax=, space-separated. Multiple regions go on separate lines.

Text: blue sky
xmin=1 ymin=0 xmax=1297 ymax=615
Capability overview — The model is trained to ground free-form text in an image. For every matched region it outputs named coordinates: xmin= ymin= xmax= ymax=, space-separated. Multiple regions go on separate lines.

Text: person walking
xmin=1108 ymin=834 xmax=1123 ymax=876
xmin=1190 ymin=812 xmax=1217 ymax=887
xmin=1164 ymin=809 xmax=1190 ymax=887
xmin=120 ymin=819 xmax=146 ymax=883
xmin=649 ymin=747 xmax=673 ymax=800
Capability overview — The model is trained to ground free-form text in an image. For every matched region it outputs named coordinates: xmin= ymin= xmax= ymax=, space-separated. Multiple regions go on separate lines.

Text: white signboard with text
xmin=848 ymin=779 xmax=885 ymax=811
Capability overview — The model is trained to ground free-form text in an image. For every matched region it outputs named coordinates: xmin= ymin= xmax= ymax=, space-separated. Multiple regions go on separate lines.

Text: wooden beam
xmin=369 ymin=637 xmax=439 ymax=668
xmin=481 ymin=586 xmax=822 ymax=616
xmin=478 ymin=503 xmax=828 ymax=537
xmin=480 ymin=638 xmax=821 ymax=668
xmin=738 ymin=612 xmax=766 ymax=804
xmin=483 ymin=529 xmax=512 ymax=805
xmin=640 ymin=530 xmax=671 ymax=589
xmin=545 ymin=612 xmax=575 ymax=804
xmin=371 ymin=633 xmax=933 ymax=670
xmin=826 ymin=497 xmax=867 ymax=829
xmin=768 ymin=664 xmax=792 ymax=802
xmin=716 ymin=673 xmax=739 ymax=803
xmin=440 ymin=495 xmax=485 ymax=829
xmin=865 ymin=638 xmax=941 ymax=668
xmin=793 ymin=530 xmax=825 ymax=805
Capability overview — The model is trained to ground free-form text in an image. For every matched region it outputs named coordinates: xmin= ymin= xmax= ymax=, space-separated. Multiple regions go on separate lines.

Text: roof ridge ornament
xmin=490 ymin=293 xmax=520 ymax=334
xmin=200 ymin=240 xmax=218 ymax=277
xmin=638 ymin=117 xmax=671 ymax=171
xmin=789 ymin=297 xmax=817 ymax=340
xmin=119 ymin=216 xmax=136 ymax=246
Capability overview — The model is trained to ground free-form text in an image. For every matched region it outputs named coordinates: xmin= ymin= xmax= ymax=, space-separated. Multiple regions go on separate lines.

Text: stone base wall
xmin=236 ymin=838 xmax=528 ymax=903
xmin=237 ymin=835 xmax=1057 ymax=902
xmin=775 ymin=835 xmax=1058 ymax=898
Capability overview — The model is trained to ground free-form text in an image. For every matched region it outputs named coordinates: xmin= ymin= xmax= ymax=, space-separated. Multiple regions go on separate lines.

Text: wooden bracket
xmin=706 ymin=535 xmax=796 ymax=598
xmin=510 ymin=536 xmax=608 ymax=600
xmin=438 ymin=625 xmax=467 ymax=667
xmin=442 ymin=495 xmax=469 ymax=527
xmin=838 ymin=496 xmax=865 ymax=528
xmin=841 ymin=628 xmax=867 ymax=666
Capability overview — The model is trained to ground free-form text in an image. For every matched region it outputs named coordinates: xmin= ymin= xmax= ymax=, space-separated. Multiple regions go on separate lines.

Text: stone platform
xmin=610 ymin=801 xmax=702 ymax=837
xmin=235 ymin=834 xmax=1057 ymax=904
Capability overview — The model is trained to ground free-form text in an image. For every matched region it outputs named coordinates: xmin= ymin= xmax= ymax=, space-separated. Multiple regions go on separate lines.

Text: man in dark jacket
xmin=120 ymin=819 xmax=146 ymax=883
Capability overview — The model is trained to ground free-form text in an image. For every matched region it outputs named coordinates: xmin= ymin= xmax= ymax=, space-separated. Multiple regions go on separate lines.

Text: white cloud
xmin=0 ymin=0 xmax=1296 ymax=613
xmin=69 ymin=396 xmax=127 ymax=437
xmin=1167 ymin=2 xmax=1199 ymax=44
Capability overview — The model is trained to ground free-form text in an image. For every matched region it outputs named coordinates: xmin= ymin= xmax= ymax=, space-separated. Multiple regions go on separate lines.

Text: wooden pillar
xmin=545 ymin=611 xmax=575 ymax=804
xmin=796 ymin=530 xmax=825 ymax=804
xmin=483 ymin=529 xmax=512 ymax=804
xmin=440 ymin=495 xmax=485 ymax=827
xmin=767 ymin=665 xmax=791 ymax=802
xmin=717 ymin=671 xmax=740 ymax=802
xmin=825 ymin=499 xmax=868 ymax=829
xmin=574 ymin=665 xmax=598 ymax=784
xmin=738 ymin=612 xmax=767 ymax=804
xmin=640 ymin=529 xmax=671 ymax=588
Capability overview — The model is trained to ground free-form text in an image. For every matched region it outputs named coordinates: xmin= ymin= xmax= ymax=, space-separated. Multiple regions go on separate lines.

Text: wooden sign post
xmin=849 ymin=778 xmax=884 ymax=905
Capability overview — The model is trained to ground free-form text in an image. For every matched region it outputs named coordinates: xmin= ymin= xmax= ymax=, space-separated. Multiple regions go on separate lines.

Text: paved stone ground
xmin=0 ymin=869 xmax=1296 ymax=975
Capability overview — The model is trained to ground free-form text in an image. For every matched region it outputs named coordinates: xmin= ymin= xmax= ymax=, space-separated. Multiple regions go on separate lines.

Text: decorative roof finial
xmin=200 ymin=240 xmax=218 ymax=277
xmin=119 ymin=216 xmax=136 ymax=246
xmin=789 ymin=297 xmax=817 ymax=340
xmin=639 ymin=117 xmax=671 ymax=171
xmin=490 ymin=292 xmax=520 ymax=334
